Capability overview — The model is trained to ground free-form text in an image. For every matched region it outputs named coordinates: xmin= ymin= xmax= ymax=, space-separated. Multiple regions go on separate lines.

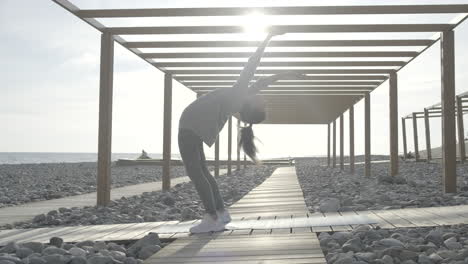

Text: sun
xmin=241 ymin=12 xmax=270 ymax=36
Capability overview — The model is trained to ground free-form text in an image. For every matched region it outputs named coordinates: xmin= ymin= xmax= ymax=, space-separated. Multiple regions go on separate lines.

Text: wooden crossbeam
xmin=192 ymin=86 xmax=375 ymax=91
xmin=125 ymin=39 xmax=433 ymax=48
xmin=153 ymin=61 xmax=407 ymax=67
xmin=182 ymin=81 xmax=382 ymax=86
xmin=77 ymin=5 xmax=468 ymax=17
xmin=200 ymin=91 xmax=367 ymax=95
xmin=177 ymin=75 xmax=387 ymax=81
xmin=109 ymin=24 xmax=451 ymax=35
xmin=142 ymin=51 xmax=418 ymax=58
xmin=170 ymin=69 xmax=393 ymax=75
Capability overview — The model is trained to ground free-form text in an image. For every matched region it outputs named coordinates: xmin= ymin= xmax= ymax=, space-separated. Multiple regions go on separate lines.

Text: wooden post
xmin=227 ymin=116 xmax=232 ymax=175
xmin=349 ymin=105 xmax=355 ymax=174
xmin=327 ymin=123 xmax=331 ymax=167
xmin=412 ymin=112 xmax=420 ymax=161
xmin=215 ymin=137 xmax=220 ymax=177
xmin=424 ymin=108 xmax=432 ymax=162
xmin=237 ymin=118 xmax=241 ymax=170
xmin=402 ymin=118 xmax=408 ymax=160
xmin=243 ymin=122 xmax=247 ymax=169
xmin=162 ymin=73 xmax=172 ymax=191
xmin=340 ymin=114 xmax=344 ymax=171
xmin=365 ymin=93 xmax=371 ymax=177
xmin=97 ymin=32 xmax=114 ymax=206
xmin=332 ymin=120 xmax=336 ymax=168
xmin=389 ymin=71 xmax=399 ymax=176
xmin=441 ymin=30 xmax=457 ymax=193
xmin=457 ymin=96 xmax=466 ymax=163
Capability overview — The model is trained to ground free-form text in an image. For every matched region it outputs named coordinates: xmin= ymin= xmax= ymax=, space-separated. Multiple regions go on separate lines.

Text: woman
xmin=178 ymin=31 xmax=303 ymax=233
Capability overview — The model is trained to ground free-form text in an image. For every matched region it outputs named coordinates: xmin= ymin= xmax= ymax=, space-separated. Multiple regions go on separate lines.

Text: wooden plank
xmin=185 ymin=81 xmax=382 ymax=86
xmin=154 ymin=61 xmax=406 ymax=68
xmin=162 ymin=73 xmax=172 ymax=190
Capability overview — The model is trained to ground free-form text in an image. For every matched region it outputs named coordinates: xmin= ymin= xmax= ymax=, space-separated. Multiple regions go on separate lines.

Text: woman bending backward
xmin=178 ymin=31 xmax=304 ymax=233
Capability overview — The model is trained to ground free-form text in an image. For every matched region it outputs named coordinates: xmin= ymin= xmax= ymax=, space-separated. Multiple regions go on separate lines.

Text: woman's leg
xmin=199 ymin=142 xmax=225 ymax=211
xmin=178 ymin=129 xmax=218 ymax=216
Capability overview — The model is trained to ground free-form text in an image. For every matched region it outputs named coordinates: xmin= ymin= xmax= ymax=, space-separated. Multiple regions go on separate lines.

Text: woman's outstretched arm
xmin=233 ymin=32 xmax=281 ymax=91
xmin=249 ymin=72 xmax=307 ymax=94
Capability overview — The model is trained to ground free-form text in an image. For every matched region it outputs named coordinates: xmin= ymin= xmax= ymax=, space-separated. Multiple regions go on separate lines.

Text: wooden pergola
xmin=402 ymin=91 xmax=468 ymax=166
xmin=52 ymin=0 xmax=468 ymax=205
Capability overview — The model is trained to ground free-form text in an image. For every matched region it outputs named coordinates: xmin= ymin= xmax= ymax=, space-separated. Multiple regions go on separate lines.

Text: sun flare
xmin=241 ymin=12 xmax=270 ymax=36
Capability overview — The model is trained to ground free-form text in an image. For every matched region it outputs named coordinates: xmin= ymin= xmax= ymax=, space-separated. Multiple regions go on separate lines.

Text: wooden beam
xmin=457 ymin=96 xmax=466 ymax=163
xmin=97 ymin=32 xmax=114 ymax=206
xmin=77 ymin=5 xmax=468 ymax=17
xmin=441 ymin=30 xmax=457 ymax=193
xmin=327 ymin=123 xmax=331 ymax=167
xmin=186 ymin=81 xmax=382 ymax=86
xmin=389 ymin=71 xmax=398 ymax=176
xmin=365 ymin=93 xmax=371 ymax=177
xmin=412 ymin=112 xmax=420 ymax=161
xmin=200 ymin=91 xmax=367 ymax=96
xmin=142 ymin=51 xmax=418 ymax=58
xmin=349 ymin=105 xmax=355 ymax=174
xmin=162 ymin=73 xmax=172 ymax=191
xmin=243 ymin=122 xmax=247 ymax=169
xmin=108 ymin=24 xmax=451 ymax=35
xmin=153 ymin=61 xmax=407 ymax=68
xmin=424 ymin=108 xmax=432 ymax=161
xmin=177 ymin=75 xmax=388 ymax=81
xmin=228 ymin=116 xmax=232 ymax=175
xmin=237 ymin=118 xmax=241 ymax=171
xmin=402 ymin=117 xmax=408 ymax=160
xmin=340 ymin=114 xmax=344 ymax=171
xmin=125 ymin=39 xmax=433 ymax=48
xmin=171 ymin=69 xmax=393 ymax=75
xmin=333 ymin=120 xmax=336 ymax=168
xmin=192 ymin=86 xmax=375 ymax=91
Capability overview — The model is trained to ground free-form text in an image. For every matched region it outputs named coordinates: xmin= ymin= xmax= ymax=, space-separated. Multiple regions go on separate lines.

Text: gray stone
xmin=75 ymin=241 xmax=95 ymax=248
xmin=354 ymin=252 xmax=376 ymax=262
xmin=443 ymin=236 xmax=462 ymax=250
xmin=319 ymin=198 xmax=341 ymax=212
xmin=331 ymin=232 xmax=352 ymax=245
xmin=428 ymin=253 xmax=442 ymax=262
xmin=69 ymin=256 xmax=87 ymax=264
xmin=0 ymin=242 xmax=19 ymax=254
xmin=108 ymin=244 xmax=126 ymax=254
xmin=15 ymin=247 xmax=34 ymax=259
xmin=123 ymin=257 xmax=138 ymax=264
xmin=128 ymin=233 xmax=161 ymax=256
xmin=0 ymin=256 xmax=22 ymax=264
xmin=93 ymin=241 xmax=107 ymax=251
xmin=27 ymin=257 xmax=46 ymax=264
xmin=42 ymin=247 xmax=67 ymax=255
xmin=21 ymin=242 xmax=43 ymax=254
xmin=87 ymin=255 xmax=114 ymax=264
xmin=0 ymin=260 xmax=16 ymax=264
xmin=417 ymin=254 xmax=434 ymax=264
xmin=342 ymin=238 xmax=362 ymax=252
xmin=399 ymin=250 xmax=418 ymax=262
xmin=425 ymin=229 xmax=443 ymax=245
xmin=333 ymin=257 xmax=353 ymax=264
xmin=110 ymin=251 xmax=126 ymax=261
xmin=32 ymin=214 xmax=46 ymax=223
xmin=382 ymin=247 xmax=403 ymax=258
xmin=137 ymin=245 xmax=161 ymax=260
xmin=378 ymin=238 xmax=405 ymax=249
xmin=381 ymin=255 xmax=394 ymax=264
xmin=69 ymin=247 xmax=86 ymax=257
xmin=401 ymin=261 xmax=417 ymax=264
xmin=49 ymin=237 xmax=63 ymax=248
xmin=42 ymin=254 xmax=66 ymax=264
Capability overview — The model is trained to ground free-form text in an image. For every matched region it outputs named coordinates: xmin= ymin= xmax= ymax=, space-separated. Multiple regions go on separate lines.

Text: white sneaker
xmin=217 ymin=209 xmax=232 ymax=223
xmin=190 ymin=213 xmax=225 ymax=234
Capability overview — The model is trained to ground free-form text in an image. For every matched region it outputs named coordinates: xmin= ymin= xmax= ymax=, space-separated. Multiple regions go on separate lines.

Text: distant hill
xmin=418 ymin=140 xmax=468 ymax=159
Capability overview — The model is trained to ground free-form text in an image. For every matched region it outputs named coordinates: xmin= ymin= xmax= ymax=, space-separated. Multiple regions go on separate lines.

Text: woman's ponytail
xmin=239 ymin=124 xmax=259 ymax=163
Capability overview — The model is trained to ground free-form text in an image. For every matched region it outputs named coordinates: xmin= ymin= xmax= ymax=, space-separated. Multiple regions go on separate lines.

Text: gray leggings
xmin=178 ymin=129 xmax=225 ymax=215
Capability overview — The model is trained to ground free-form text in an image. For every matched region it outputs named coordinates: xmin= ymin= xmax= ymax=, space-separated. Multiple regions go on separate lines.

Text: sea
xmin=0 ymin=152 xmax=176 ymax=165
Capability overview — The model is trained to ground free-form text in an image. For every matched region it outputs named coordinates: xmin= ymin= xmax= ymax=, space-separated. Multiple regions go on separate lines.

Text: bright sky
xmin=2 ymin=0 xmax=468 ymax=159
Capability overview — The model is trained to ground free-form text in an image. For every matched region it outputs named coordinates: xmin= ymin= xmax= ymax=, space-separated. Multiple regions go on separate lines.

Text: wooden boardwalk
xmin=0 ymin=170 xmax=226 ymax=226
